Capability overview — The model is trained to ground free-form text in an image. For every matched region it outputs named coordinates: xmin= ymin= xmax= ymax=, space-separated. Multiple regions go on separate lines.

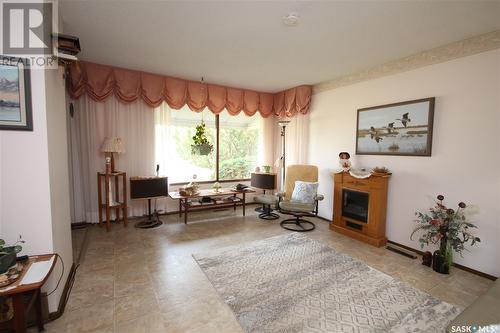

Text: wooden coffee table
xmin=169 ymin=188 xmax=255 ymax=224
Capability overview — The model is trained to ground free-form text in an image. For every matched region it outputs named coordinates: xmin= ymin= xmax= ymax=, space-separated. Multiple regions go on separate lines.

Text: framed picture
xmin=0 ymin=57 xmax=32 ymax=131
xmin=356 ymin=97 xmax=435 ymax=156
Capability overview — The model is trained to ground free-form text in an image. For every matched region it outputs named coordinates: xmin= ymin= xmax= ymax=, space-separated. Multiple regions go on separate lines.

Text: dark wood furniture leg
xmin=35 ymin=290 xmax=44 ymax=331
xmin=12 ymin=294 xmax=26 ymax=333
xmin=178 ymin=199 xmax=182 ymax=217
xmin=184 ymin=199 xmax=188 ymax=224
xmin=114 ymin=175 xmax=120 ymax=223
xmin=123 ymin=173 xmax=128 ymax=227
xmin=243 ymin=192 xmax=246 ymax=216
xmin=105 ymin=174 xmax=110 ymax=232
xmin=97 ymin=173 xmax=102 ymax=227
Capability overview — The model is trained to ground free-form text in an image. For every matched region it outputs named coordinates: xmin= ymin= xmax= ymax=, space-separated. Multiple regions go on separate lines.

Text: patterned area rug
xmin=193 ymin=233 xmax=460 ymax=333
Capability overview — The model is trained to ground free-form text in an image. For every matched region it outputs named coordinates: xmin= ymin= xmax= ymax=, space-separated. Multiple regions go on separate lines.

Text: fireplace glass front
xmin=342 ymin=189 xmax=369 ymax=223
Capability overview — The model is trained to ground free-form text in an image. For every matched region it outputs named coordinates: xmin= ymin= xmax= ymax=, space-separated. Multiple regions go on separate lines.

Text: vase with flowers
xmin=410 ymin=195 xmax=480 ymax=274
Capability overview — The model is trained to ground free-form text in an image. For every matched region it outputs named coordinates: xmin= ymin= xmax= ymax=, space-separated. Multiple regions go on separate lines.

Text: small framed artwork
xmin=0 ymin=57 xmax=33 ymax=131
xmin=356 ymin=97 xmax=435 ymax=156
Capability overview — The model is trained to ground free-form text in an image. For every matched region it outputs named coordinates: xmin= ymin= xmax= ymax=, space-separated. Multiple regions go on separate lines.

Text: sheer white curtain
xmin=153 ymin=103 xmax=171 ymax=178
xmin=259 ymin=115 xmax=276 ymax=167
xmin=286 ymin=113 xmax=310 ymax=165
xmin=70 ymin=95 xmax=159 ymax=223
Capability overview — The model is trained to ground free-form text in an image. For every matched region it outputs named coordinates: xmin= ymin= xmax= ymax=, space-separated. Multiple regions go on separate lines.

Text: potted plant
xmin=0 ymin=238 xmax=24 ymax=274
xmin=411 ymin=195 xmax=480 ymax=274
xmin=212 ymin=182 xmax=221 ymax=192
xmin=262 ymin=165 xmax=271 ymax=173
xmin=191 ymin=121 xmax=213 ymax=155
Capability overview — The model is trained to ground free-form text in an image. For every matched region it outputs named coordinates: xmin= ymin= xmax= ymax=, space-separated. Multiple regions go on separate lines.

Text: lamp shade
xmin=101 ymin=137 xmax=125 ymax=153
xmin=277 ymin=120 xmax=290 ymax=128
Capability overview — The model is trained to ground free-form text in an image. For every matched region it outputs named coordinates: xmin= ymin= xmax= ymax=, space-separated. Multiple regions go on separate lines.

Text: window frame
xmin=169 ymin=114 xmax=258 ymax=185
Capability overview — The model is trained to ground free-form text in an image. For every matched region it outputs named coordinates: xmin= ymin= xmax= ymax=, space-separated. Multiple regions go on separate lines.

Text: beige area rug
xmin=193 ymin=233 xmax=460 ymax=333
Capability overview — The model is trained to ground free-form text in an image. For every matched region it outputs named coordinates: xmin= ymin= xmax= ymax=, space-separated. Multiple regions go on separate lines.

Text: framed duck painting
xmin=355 ymin=97 xmax=435 ymax=156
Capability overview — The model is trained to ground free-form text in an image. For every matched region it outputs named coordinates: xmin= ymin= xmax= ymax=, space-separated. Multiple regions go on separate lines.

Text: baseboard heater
xmin=386 ymin=243 xmax=418 ymax=259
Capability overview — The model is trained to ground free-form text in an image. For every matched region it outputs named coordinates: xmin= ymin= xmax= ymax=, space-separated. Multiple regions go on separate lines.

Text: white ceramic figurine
xmin=339 ymin=152 xmax=351 ymax=171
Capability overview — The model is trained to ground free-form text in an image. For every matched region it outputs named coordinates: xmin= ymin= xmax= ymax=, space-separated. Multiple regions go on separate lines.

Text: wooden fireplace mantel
xmin=330 ymin=171 xmax=391 ymax=247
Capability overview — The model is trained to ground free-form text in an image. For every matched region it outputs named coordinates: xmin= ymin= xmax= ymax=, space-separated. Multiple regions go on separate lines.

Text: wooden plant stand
xmin=97 ymin=171 xmax=128 ymax=232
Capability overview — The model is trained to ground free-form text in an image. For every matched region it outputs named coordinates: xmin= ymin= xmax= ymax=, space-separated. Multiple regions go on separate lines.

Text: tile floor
xmin=71 ymin=226 xmax=88 ymax=265
xmin=39 ymin=208 xmax=493 ymax=333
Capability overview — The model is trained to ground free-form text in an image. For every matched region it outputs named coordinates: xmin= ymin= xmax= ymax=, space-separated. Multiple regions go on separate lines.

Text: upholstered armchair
xmin=277 ymin=165 xmax=324 ymax=232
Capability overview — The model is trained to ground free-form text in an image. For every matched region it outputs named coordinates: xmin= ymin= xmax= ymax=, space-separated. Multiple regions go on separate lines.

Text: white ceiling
xmin=60 ymin=1 xmax=500 ymax=92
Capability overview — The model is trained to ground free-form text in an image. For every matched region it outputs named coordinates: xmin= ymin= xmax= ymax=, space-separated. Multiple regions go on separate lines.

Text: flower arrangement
xmin=410 ymin=195 xmax=480 ymax=274
xmin=372 ymin=166 xmax=390 ymax=174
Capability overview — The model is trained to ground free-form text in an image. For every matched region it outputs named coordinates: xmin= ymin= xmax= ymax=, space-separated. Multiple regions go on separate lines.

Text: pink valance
xmin=69 ymin=61 xmax=311 ymax=118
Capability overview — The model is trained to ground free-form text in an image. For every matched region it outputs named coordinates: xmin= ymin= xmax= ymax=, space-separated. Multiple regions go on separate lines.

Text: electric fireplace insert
xmin=342 ymin=189 xmax=369 ymax=223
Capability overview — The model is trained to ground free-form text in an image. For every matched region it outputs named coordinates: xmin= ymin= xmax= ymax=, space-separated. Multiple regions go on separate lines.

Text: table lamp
xmin=101 ymin=137 xmax=125 ymax=173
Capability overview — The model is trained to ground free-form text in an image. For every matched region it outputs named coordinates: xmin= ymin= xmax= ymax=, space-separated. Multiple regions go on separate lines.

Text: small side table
xmin=97 ymin=171 xmax=128 ymax=232
xmin=0 ymin=254 xmax=57 ymax=333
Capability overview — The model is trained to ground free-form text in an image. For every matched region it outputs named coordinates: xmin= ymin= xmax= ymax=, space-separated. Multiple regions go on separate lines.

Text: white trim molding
xmin=314 ymin=30 xmax=500 ymax=94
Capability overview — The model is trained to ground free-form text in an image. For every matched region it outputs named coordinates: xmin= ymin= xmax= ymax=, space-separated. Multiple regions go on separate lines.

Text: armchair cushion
xmin=291 ymin=181 xmax=318 ymax=204
xmin=279 ymin=201 xmax=316 ymax=213
xmin=255 ymin=194 xmax=278 ymax=205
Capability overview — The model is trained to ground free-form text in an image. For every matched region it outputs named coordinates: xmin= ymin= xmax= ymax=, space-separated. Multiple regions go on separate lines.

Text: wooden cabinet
xmin=330 ymin=172 xmax=390 ymax=247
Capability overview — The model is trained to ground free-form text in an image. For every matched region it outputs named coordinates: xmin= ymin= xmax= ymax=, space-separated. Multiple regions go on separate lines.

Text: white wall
xmin=309 ymin=49 xmax=500 ymax=277
xmin=45 ymin=67 xmax=73 ymax=311
xmin=0 ymin=66 xmax=73 ymax=312
xmin=0 ymin=69 xmax=54 ymax=254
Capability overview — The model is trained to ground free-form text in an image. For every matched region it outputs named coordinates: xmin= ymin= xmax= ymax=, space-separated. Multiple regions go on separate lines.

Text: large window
xmin=155 ymin=105 xmax=262 ymax=183
xmin=219 ymin=112 xmax=260 ymax=180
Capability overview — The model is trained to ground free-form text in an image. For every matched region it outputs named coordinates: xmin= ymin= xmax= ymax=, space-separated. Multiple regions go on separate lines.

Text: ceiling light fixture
xmin=282 ymin=13 xmax=300 ymax=27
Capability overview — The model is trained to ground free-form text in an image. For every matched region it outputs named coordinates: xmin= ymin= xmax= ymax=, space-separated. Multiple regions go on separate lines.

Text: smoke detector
xmin=282 ymin=13 xmax=300 ymax=27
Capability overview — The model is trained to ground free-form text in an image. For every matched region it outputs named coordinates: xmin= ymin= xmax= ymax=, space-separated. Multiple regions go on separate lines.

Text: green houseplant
xmin=411 ymin=195 xmax=480 ymax=274
xmin=191 ymin=121 xmax=213 ymax=155
xmin=0 ymin=238 xmax=24 ymax=274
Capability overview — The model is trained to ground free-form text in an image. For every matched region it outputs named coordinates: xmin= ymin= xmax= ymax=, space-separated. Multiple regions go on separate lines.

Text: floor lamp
xmin=278 ymin=120 xmax=290 ymax=192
